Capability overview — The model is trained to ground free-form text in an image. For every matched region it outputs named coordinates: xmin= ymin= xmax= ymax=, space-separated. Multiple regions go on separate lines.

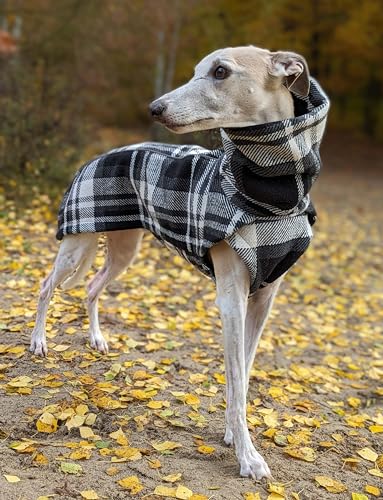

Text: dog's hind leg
xmin=210 ymin=241 xmax=271 ymax=480
xmin=244 ymin=276 xmax=283 ymax=389
xmin=86 ymin=229 xmax=143 ymax=353
xmin=30 ymin=234 xmax=98 ymax=356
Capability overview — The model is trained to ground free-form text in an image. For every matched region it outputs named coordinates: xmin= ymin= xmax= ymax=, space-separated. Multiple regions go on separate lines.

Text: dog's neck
xmin=224 ymin=87 xmax=295 ymax=128
xmin=253 ymin=87 xmax=295 ymax=125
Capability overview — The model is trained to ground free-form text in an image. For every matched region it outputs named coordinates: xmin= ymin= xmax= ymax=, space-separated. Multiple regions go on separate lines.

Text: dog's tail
xmin=61 ymin=236 xmax=98 ymax=290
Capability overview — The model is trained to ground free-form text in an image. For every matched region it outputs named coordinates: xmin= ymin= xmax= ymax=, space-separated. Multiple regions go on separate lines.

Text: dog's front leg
xmin=210 ymin=242 xmax=271 ymax=480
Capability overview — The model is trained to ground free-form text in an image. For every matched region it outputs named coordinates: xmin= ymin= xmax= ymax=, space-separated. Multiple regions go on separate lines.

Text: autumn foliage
xmin=0 ymin=0 xmax=382 ymax=189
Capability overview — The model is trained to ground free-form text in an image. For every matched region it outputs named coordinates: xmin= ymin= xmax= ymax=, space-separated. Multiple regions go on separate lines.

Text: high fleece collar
xmin=220 ymin=78 xmax=330 ymax=217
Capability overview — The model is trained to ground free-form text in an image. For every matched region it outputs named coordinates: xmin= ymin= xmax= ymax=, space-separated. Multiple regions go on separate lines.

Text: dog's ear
xmin=268 ymin=51 xmax=310 ymax=97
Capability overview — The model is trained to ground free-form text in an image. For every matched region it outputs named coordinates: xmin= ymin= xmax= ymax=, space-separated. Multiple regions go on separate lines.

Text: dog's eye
xmin=214 ymin=66 xmax=228 ymax=80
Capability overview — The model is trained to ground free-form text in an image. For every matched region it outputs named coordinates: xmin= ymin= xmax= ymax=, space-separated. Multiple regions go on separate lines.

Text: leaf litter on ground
xmin=0 ymin=156 xmax=382 ymax=498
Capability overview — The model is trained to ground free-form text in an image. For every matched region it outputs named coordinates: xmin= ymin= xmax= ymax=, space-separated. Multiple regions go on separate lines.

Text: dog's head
xmin=149 ymin=46 xmax=310 ymax=133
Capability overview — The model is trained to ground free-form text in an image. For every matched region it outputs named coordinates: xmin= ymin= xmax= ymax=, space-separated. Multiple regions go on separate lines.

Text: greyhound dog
xmin=30 ymin=46 xmax=329 ymax=479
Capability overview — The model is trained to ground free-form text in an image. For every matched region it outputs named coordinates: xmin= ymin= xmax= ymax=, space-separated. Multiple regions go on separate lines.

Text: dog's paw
xmin=239 ymin=449 xmax=271 ymax=480
xmin=30 ymin=338 xmax=48 ymax=357
xmin=224 ymin=428 xmax=234 ymax=446
xmin=90 ymin=335 xmax=109 ymax=354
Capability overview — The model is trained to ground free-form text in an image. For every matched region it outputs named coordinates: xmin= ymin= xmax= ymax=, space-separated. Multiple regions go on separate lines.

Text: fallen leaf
xmin=162 ymin=473 xmax=182 ymax=483
xmin=79 ymin=426 xmax=95 ymax=439
xmin=118 ymin=475 xmax=143 ymax=494
xmin=176 ymin=485 xmax=193 ymax=499
xmin=315 ymin=475 xmax=347 ymax=493
xmin=376 ymin=454 xmax=383 ymax=468
xmin=112 ymin=446 xmax=142 ymax=461
xmin=284 ymin=446 xmax=316 ymax=462
xmin=357 ymin=447 xmax=378 ymax=462
xmin=365 ymin=485 xmax=380 ymax=497
xmin=197 ymin=445 xmax=215 ymax=454
xmin=69 ymin=448 xmax=92 ymax=460
xmin=368 ymin=468 xmax=383 ymax=478
xmin=36 ymin=412 xmax=58 ymax=433
xmin=60 ymin=462 xmax=83 ymax=475
xmin=152 ymin=441 xmax=182 ymax=452
xmin=109 ymin=428 xmax=128 ymax=445
xmin=4 ymin=474 xmax=20 ymax=483
xmin=154 ymin=485 xmax=177 ymax=497
xmin=80 ymin=490 xmax=99 ymax=499
xmin=369 ymin=425 xmax=383 ymax=433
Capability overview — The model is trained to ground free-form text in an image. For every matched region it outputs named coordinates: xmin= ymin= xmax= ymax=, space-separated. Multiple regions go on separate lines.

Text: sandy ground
xmin=0 ymin=132 xmax=382 ymax=500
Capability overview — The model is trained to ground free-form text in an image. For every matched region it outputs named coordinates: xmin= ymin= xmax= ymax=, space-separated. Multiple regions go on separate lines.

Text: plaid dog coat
xmin=57 ymin=78 xmax=329 ymax=295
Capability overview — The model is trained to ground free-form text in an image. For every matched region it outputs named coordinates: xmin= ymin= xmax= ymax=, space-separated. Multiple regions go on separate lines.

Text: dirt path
xmin=0 ymin=133 xmax=382 ymax=500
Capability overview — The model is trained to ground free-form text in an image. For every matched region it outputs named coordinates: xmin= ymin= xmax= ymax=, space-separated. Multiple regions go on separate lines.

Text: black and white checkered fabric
xmin=57 ymin=78 xmax=329 ymax=294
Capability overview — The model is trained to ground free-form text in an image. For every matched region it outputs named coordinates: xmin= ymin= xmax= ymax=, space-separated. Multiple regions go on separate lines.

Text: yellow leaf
xmin=163 ymin=473 xmax=182 ymax=483
xmin=268 ymin=482 xmax=285 ymax=496
xmin=376 ymin=454 xmax=383 ymax=468
xmin=80 ymin=490 xmax=99 ymax=499
xmin=368 ymin=469 xmax=383 ymax=478
xmin=53 ymin=344 xmax=70 ymax=351
xmin=66 ymin=414 xmax=86 ymax=430
xmin=76 ymin=404 xmax=89 ymax=416
xmin=188 ymin=373 xmax=208 ymax=384
xmin=36 ymin=412 xmax=58 ymax=433
xmin=152 ymin=441 xmax=182 ymax=452
xmin=357 ymin=447 xmax=378 ymax=462
xmin=69 ymin=449 xmax=92 ymax=460
xmin=351 ymin=494 xmax=368 ymax=500
xmin=264 ymin=412 xmax=279 ymax=428
xmin=197 ymin=445 xmax=215 ymax=454
xmin=154 ymin=485 xmax=177 ymax=497
xmin=33 ymin=452 xmax=49 ymax=465
xmin=176 ymin=485 xmax=193 ymax=499
xmin=213 ymin=373 xmax=226 ymax=384
xmin=7 ymin=375 xmax=33 ymax=387
xmin=268 ymin=387 xmax=284 ymax=398
xmin=284 ymin=446 xmax=316 ymax=462
xmin=79 ymin=427 xmax=95 ymax=439
xmin=315 ymin=476 xmax=347 ymax=493
xmin=147 ymin=400 xmax=166 ymax=409
xmin=263 ymin=428 xmax=277 ymax=438
xmin=109 ymin=428 xmax=128 ymax=446
xmin=4 ymin=474 xmax=20 ymax=483
xmin=347 ymin=397 xmax=361 ymax=408
xmin=112 ymin=446 xmax=142 ymax=461
xmin=130 ymin=389 xmax=158 ymax=400
xmin=243 ymin=494 xmax=261 ymax=500
xmin=365 ymin=485 xmax=380 ymax=497
xmin=185 ymin=394 xmax=200 ymax=406
xmin=369 ymin=425 xmax=383 ymax=433
xmin=148 ymin=457 xmax=162 ymax=468
xmin=94 ymin=396 xmax=124 ymax=410
xmin=118 ymin=475 xmax=143 ymax=494
xmin=9 ymin=440 xmax=36 ymax=453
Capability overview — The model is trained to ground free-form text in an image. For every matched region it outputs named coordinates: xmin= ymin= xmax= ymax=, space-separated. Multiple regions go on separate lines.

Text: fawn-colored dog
xmin=31 ymin=46 xmax=318 ymax=479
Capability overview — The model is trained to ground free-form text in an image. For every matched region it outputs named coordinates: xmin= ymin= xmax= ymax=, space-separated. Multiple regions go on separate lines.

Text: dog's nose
xmin=150 ymin=101 xmax=167 ymax=117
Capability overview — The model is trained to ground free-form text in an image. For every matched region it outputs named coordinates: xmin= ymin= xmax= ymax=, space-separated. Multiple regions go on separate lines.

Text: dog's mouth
xmin=156 ymin=116 xmax=215 ymax=133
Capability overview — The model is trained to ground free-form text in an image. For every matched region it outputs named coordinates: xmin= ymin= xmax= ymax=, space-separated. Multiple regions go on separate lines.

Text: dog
xmin=30 ymin=45 xmax=329 ymax=479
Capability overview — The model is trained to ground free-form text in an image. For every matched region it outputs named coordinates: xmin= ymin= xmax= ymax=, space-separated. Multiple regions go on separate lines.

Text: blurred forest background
xmin=0 ymin=0 xmax=382 ymax=196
